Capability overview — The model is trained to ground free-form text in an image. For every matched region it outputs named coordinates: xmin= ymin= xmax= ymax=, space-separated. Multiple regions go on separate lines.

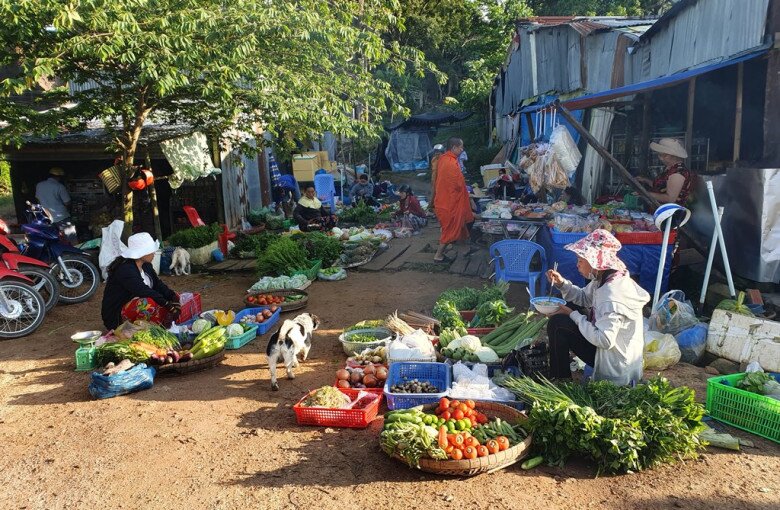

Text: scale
xmin=71 ymin=330 xmax=102 ymax=371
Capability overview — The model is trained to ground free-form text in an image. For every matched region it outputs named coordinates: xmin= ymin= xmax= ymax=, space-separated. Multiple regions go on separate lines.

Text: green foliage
xmin=255 ymin=237 xmax=310 ymax=277
xmin=230 ymin=232 xmax=277 ymax=257
xmin=0 ymin=156 xmax=10 ymax=194
xmin=526 ymin=0 xmax=673 ymax=16
xmin=292 ymin=231 xmax=343 ymax=267
xmin=339 ymin=201 xmax=379 ymax=226
xmin=167 ymin=223 xmax=220 ymax=249
xmin=432 ymin=300 xmax=466 ymax=330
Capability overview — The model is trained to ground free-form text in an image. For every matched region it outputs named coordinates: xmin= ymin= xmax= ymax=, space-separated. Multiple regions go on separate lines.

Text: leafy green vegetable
xmin=437 ymin=287 xmax=480 ymax=310
xmin=230 ymin=232 xmax=277 ymax=256
xmin=473 ymin=300 xmax=513 ymax=327
xmin=255 ymin=237 xmax=310 ymax=277
xmin=293 ymin=231 xmax=343 ymax=266
xmin=380 ymin=409 xmax=447 ymax=467
xmin=167 ymin=223 xmax=221 ymax=249
xmin=716 ymin=291 xmax=754 ymax=317
xmin=737 ymin=372 xmax=771 ymax=395
xmin=432 ymin=300 xmax=465 ymax=329
xmin=339 ymin=201 xmax=379 ymax=226
xmin=476 ymin=281 xmax=510 ymax=307
xmin=503 ymin=376 xmax=706 ymax=474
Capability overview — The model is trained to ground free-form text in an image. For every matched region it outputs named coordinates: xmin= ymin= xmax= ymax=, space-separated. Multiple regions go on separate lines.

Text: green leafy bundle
xmin=737 ymin=372 xmax=772 ymax=395
xmin=339 ymin=201 xmax=378 ymax=226
xmin=432 ymin=300 xmax=465 ymax=330
xmin=437 ymin=287 xmax=480 ymax=311
xmin=473 ymin=300 xmax=513 ymax=327
xmin=502 ymin=376 xmax=706 ymax=474
xmin=230 ymin=232 xmax=277 ymax=257
xmin=255 ymin=237 xmax=310 ymax=277
xmin=167 ymin=223 xmax=221 ymax=249
xmin=294 ymin=231 xmax=343 ymax=266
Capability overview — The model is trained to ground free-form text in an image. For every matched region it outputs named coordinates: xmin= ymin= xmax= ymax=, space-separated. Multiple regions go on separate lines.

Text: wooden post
xmin=733 ymin=62 xmax=744 ymax=162
xmin=685 ymin=77 xmax=696 ymax=161
xmin=524 ymin=113 xmax=535 ymax=142
xmin=638 ymin=93 xmax=652 ymax=173
xmin=144 ymin=154 xmax=163 ymax=241
xmin=554 ymin=100 xmax=708 ymax=257
xmin=258 ymin=146 xmax=271 ymax=207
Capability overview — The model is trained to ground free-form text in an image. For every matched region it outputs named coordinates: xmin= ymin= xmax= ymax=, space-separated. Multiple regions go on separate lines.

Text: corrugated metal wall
xmin=584 ymin=31 xmax=622 ymax=93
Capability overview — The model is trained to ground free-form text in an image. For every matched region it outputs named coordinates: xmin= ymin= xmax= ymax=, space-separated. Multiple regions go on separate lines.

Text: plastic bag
xmin=318 ymin=268 xmax=347 ymax=281
xmin=549 ymin=124 xmax=582 ymax=176
xmin=649 ymin=290 xmax=699 ymax=335
xmin=644 ymin=330 xmax=681 ymax=370
xmin=675 ymin=323 xmax=708 ymax=364
xmin=88 ymin=363 xmax=156 ymax=399
xmin=99 ymin=220 xmax=127 ymax=280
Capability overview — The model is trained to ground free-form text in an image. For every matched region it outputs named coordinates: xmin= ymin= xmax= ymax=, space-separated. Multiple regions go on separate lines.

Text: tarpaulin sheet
xmin=538 ymin=227 xmax=673 ymax=295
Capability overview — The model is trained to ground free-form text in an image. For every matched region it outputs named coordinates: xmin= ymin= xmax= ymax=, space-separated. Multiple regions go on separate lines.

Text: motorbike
xmin=0 ymin=219 xmax=60 ymax=312
xmin=0 ymin=267 xmax=46 ymax=339
xmin=16 ymin=202 xmax=100 ymax=304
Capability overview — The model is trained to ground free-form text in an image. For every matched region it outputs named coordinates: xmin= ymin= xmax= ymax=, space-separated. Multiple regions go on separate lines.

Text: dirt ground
xmin=0 ymin=269 xmax=778 ymax=510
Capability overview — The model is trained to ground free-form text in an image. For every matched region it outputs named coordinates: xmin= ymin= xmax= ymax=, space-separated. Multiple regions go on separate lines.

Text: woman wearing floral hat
xmin=545 ymin=229 xmax=650 ymax=386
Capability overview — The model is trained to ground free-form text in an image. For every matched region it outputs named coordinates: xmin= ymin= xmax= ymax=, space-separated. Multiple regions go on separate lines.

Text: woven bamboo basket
xmin=245 ymin=288 xmax=309 ymax=312
xmin=155 ymin=350 xmax=225 ymax=376
xmin=390 ymin=401 xmax=532 ymax=477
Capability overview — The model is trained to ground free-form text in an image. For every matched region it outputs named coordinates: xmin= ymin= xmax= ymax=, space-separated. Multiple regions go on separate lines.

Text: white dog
xmin=266 ymin=313 xmax=320 ymax=391
xmin=169 ymin=247 xmax=191 ymax=276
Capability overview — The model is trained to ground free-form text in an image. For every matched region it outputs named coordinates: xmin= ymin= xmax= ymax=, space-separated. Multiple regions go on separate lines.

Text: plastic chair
xmin=182 ymin=206 xmax=206 ymax=227
xmin=314 ymin=173 xmax=336 ymax=211
xmin=489 ymin=240 xmax=548 ymax=297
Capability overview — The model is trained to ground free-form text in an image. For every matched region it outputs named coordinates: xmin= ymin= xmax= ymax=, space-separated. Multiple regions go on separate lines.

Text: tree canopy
xmin=526 ymin=0 xmax=674 ymax=16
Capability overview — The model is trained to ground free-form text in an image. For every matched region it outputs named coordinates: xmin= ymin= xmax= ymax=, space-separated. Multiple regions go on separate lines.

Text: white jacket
xmin=559 ymin=275 xmax=650 ymax=386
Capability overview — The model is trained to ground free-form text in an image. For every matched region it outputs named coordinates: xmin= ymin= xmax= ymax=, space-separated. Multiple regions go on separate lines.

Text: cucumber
xmin=521 ymin=456 xmax=544 ymax=470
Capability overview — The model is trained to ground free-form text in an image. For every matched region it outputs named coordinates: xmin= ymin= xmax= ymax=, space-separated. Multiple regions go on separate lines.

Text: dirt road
xmin=0 ymin=270 xmax=777 ymax=510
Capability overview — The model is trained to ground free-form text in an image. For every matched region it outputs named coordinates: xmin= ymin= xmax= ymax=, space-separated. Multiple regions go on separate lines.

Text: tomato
xmin=463 ymin=446 xmax=477 ymax=460
xmin=438 ymin=398 xmax=450 ymax=411
xmin=445 ymin=445 xmax=454 ymax=454
xmin=468 ymin=416 xmax=477 ymax=428
xmin=452 ymin=409 xmax=464 ymax=421
xmin=496 ymin=436 xmax=510 ymax=451
xmin=441 ymin=411 xmax=451 ymax=420
xmin=450 ymin=400 xmax=461 ymax=409
xmin=457 ymin=403 xmax=469 ymax=414
xmin=465 ymin=399 xmax=476 ymax=410
xmin=486 ymin=440 xmax=500 ymax=455
xmin=476 ymin=445 xmax=489 ymax=457
xmin=450 ymin=448 xmax=463 ymax=460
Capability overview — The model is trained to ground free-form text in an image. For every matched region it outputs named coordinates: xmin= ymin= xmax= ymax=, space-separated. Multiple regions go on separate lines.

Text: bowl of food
xmin=338 ymin=327 xmax=395 ymax=356
xmin=530 ymin=296 xmax=566 ymax=315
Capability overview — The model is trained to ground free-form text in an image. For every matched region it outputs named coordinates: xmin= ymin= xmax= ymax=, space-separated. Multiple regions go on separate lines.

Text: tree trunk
xmin=121 ymin=107 xmax=149 ymax=241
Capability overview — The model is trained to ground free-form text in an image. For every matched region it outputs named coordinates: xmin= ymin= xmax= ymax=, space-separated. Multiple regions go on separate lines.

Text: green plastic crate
xmin=290 ymin=259 xmax=322 ymax=281
xmin=225 ymin=325 xmax=259 ymax=350
xmin=705 ymin=372 xmax=780 ymax=443
xmin=623 ymin=192 xmax=642 ymax=210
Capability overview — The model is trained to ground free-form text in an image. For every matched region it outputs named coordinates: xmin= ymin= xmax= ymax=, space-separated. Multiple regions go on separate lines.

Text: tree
xmin=526 ymin=0 xmax=675 ymax=16
xmin=0 ymin=0 xmax=431 ymax=236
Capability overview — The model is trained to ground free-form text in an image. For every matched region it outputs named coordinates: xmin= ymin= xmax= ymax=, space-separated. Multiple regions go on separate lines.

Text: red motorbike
xmin=0 ymin=219 xmax=60 ymax=312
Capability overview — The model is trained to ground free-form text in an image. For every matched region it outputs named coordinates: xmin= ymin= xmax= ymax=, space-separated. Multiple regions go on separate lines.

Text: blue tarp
xmin=517 ymin=95 xmax=584 ymax=147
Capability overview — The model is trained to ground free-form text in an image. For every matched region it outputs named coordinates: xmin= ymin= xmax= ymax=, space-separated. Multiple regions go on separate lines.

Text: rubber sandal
xmin=433 ymin=256 xmax=452 ymax=264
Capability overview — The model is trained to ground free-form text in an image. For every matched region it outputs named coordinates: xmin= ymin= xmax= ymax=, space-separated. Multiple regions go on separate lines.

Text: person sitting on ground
xmin=393 ymin=184 xmax=427 ymax=232
xmin=101 ymin=233 xmax=180 ymax=331
xmin=490 ymin=169 xmax=517 ymax=199
xmin=293 ymin=185 xmax=337 ymax=232
xmin=349 ymin=173 xmax=378 ymax=206
xmin=545 ymin=229 xmax=649 ymax=386
xmin=273 ymin=173 xmax=301 ymax=217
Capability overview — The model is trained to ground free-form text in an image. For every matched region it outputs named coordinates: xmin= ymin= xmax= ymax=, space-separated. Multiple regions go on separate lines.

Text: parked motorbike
xmin=0 ymin=267 xmax=46 ymax=339
xmin=0 ymin=219 xmax=60 ymax=312
xmin=18 ymin=202 xmax=100 ymax=304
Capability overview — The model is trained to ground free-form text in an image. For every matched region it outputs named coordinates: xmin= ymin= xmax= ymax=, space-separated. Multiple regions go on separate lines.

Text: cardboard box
xmin=480 ymin=164 xmax=505 ymax=187
xmin=293 ymin=154 xmax=318 ymax=182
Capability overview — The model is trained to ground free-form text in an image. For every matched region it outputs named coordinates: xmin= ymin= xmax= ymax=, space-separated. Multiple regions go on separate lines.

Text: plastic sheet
xmin=88 ymin=363 xmax=156 ymax=399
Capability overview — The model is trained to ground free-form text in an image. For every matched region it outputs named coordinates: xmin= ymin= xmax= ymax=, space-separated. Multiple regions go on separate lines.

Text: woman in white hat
xmin=636 ymin=138 xmax=695 ymax=206
xmin=100 ymin=233 xmax=180 ymax=331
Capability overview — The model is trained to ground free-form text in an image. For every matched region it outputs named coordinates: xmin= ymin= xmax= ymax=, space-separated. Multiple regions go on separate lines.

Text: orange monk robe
xmin=433 ymin=151 xmax=474 ymax=244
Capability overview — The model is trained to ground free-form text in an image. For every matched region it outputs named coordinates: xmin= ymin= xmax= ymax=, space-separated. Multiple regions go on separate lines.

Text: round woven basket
xmin=390 ymin=401 xmax=532 ymax=477
xmin=155 ymin=350 xmax=225 ymax=376
xmin=244 ymin=288 xmax=309 ymax=312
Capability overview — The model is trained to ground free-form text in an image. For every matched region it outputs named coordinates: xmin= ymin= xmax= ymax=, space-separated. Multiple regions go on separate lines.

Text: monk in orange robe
xmin=433 ymin=137 xmax=474 ymax=262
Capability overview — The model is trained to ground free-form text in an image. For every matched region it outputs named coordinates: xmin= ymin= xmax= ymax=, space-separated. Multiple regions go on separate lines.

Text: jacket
xmin=559 ymin=274 xmax=650 ymax=385
xmin=101 ymin=260 xmax=178 ymax=330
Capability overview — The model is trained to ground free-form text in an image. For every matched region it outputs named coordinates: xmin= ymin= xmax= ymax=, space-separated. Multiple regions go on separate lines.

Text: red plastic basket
xmin=615 ymin=230 xmax=677 ymax=245
xmin=460 ymin=310 xmax=476 ymax=321
xmin=467 ymin=327 xmax=496 ymax=336
xmin=293 ymin=388 xmax=381 ymax=428
xmin=333 ymin=379 xmax=385 ymax=396
xmin=178 ymin=293 xmax=202 ymax=323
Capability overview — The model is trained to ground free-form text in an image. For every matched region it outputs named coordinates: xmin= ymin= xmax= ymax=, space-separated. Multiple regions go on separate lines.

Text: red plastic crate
xmin=615 ymin=230 xmax=677 ymax=245
xmin=293 ymin=388 xmax=381 ymax=428
xmin=178 ymin=293 xmax=202 ymax=323
xmin=467 ymin=327 xmax=496 ymax=336
xmin=332 ymin=379 xmax=385 ymax=397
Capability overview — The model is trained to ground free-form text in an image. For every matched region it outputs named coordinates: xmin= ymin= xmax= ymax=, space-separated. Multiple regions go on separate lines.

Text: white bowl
xmin=530 ymin=297 xmax=566 ymax=315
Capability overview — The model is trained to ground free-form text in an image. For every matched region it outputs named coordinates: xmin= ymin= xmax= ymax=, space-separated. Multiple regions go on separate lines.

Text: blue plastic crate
xmin=235 ymin=306 xmax=281 ymax=335
xmin=549 ymin=228 xmax=588 ymax=245
xmin=384 ymin=362 xmax=451 ymax=410
xmin=225 ymin=325 xmax=259 ymax=350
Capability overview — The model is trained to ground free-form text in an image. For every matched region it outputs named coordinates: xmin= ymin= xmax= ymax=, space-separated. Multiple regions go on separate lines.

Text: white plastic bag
xmin=99 ymin=220 xmax=127 ymax=280
xmin=549 ymin=125 xmax=582 ymax=176
xmin=644 ymin=330 xmax=681 ymax=370
xmin=649 ymin=290 xmax=699 ymax=335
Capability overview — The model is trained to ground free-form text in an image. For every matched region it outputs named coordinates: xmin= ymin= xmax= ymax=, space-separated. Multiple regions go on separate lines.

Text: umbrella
xmin=269 ymin=153 xmax=282 ymax=187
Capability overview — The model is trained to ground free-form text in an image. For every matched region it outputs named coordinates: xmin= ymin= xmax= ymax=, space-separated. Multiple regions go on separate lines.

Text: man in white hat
xmin=35 ymin=167 xmax=72 ymax=223
xmin=636 ymin=138 xmax=696 ymax=206
xmin=100 ymin=232 xmax=181 ymax=331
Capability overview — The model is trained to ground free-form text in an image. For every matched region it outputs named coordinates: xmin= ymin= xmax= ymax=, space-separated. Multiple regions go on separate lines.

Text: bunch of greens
xmin=502 ymin=376 xmax=706 ymax=474
xmin=247 ymin=208 xmax=273 ymax=227
xmin=432 ymin=300 xmax=465 ymax=330
xmin=339 ymin=201 xmax=378 ymax=226
xmin=476 ymin=281 xmax=510 ymax=307
xmin=715 ymin=291 xmax=754 ymax=317
xmin=436 ymin=287 xmax=480 ymax=311
xmin=737 ymin=371 xmax=772 ymax=394
xmin=473 ymin=300 xmax=514 ymax=327
xmin=255 ymin=237 xmax=310 ymax=277
xmin=230 ymin=232 xmax=277 ymax=257
xmin=380 ymin=408 xmax=447 ymax=467
xmin=167 ymin=223 xmax=221 ymax=249
xmin=293 ymin=231 xmax=343 ymax=266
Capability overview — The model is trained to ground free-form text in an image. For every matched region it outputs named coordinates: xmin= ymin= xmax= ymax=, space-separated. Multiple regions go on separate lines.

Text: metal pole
xmin=706 ymin=181 xmax=736 ymax=297
xmin=652 ymin=217 xmax=673 ymax=310
xmin=699 ymin=206 xmax=724 ymax=312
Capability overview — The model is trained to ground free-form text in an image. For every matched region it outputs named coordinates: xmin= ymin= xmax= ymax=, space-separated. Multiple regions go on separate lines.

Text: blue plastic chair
xmin=489 ymin=240 xmax=548 ymax=297
xmin=314 ymin=173 xmax=336 ymax=210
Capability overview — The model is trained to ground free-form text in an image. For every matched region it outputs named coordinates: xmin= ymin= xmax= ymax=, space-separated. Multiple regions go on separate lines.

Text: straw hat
xmin=121 ymin=232 xmax=160 ymax=259
xmin=49 ymin=167 xmax=65 ymax=176
xmin=649 ymin=138 xmax=687 ymax=159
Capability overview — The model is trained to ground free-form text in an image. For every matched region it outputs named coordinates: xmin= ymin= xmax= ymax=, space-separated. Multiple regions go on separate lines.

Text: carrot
xmin=438 ymin=426 xmax=448 ymax=449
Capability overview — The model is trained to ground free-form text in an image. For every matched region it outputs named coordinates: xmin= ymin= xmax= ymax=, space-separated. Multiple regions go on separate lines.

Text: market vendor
xmin=293 ymin=185 xmax=337 ymax=232
xmin=432 ymin=137 xmax=474 ymax=263
xmin=349 ymin=174 xmax=378 ymax=206
xmin=636 ymin=138 xmax=696 ymax=206
xmin=490 ymin=169 xmax=517 ymax=199
xmin=545 ymin=229 xmax=649 ymax=386
xmin=393 ymin=184 xmax=427 ymax=231
xmin=101 ymin=233 xmax=181 ymax=331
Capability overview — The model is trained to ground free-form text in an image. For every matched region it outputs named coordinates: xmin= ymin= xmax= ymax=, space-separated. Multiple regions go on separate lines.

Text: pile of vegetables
xmin=715 ymin=291 xmax=754 ymax=317
xmin=239 ymin=308 xmax=276 ymax=325
xmin=248 ymin=274 xmax=310 ymax=292
xmin=339 ymin=201 xmax=379 ymax=226
xmin=347 ymin=346 xmax=387 ymax=366
xmin=167 ymin=223 xmax=221 ymax=249
xmin=190 ymin=326 xmax=227 ymax=360
xmin=246 ymin=294 xmax=285 ymax=305
xmin=502 ymin=376 xmax=706 ymax=474
xmin=335 ymin=365 xmax=388 ymax=389
xmin=440 ymin=333 xmax=499 ymax=363
xmin=96 ymin=325 xmax=182 ymax=365
xmin=340 ymin=238 xmax=381 ymax=265
xmin=471 ymin=300 xmax=513 ymax=327
xmin=230 ymin=232 xmax=276 ymax=257
xmin=737 ymin=371 xmax=780 ymax=398
xmin=432 ymin=300 xmax=465 ymax=330
xmin=479 ymin=312 xmax=548 ymax=358
xmin=346 ymin=333 xmax=384 ymax=343
xmin=389 ymin=379 xmax=441 ymax=394
xmin=344 ymin=319 xmax=385 ymax=332
xmin=300 ymin=386 xmax=351 ymax=408
xmin=292 ymin=231 xmax=343 ymax=266
xmin=247 ymin=207 xmax=284 ymax=229
xmin=256 ymin=237 xmax=312 ymax=277
xmin=380 ymin=408 xmax=448 ymax=467
xmin=436 ymin=282 xmax=509 ymax=312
